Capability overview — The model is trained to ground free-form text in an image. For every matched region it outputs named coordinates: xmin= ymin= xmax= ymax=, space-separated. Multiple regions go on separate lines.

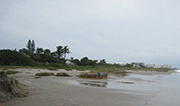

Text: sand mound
xmin=0 ymin=71 xmax=28 ymax=102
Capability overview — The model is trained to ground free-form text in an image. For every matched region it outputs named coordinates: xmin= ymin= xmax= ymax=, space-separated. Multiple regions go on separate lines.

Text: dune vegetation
xmin=0 ymin=40 xmax=171 ymax=73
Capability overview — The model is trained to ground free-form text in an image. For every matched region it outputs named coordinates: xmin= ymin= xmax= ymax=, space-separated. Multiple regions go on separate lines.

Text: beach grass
xmin=71 ymin=64 xmax=170 ymax=73
xmin=5 ymin=70 xmax=21 ymax=74
xmin=0 ymin=68 xmax=21 ymax=75
xmin=1 ymin=64 xmax=170 ymax=73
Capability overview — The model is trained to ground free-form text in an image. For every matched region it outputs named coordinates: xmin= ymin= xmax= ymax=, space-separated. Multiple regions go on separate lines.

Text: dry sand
xmin=0 ymin=69 xmax=176 ymax=106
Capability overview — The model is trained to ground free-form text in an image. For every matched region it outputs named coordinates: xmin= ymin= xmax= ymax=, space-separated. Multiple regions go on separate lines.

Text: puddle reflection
xmin=112 ymin=73 xmax=129 ymax=77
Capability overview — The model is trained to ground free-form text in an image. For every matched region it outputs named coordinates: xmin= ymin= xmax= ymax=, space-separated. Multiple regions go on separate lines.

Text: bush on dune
xmin=0 ymin=50 xmax=34 ymax=66
xmin=56 ymin=72 xmax=70 ymax=77
xmin=35 ymin=72 xmax=54 ymax=76
xmin=78 ymin=72 xmax=108 ymax=79
xmin=5 ymin=70 xmax=21 ymax=75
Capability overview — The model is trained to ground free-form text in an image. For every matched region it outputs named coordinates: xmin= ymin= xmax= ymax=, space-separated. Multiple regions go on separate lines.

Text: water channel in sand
xmin=68 ymin=70 xmax=180 ymax=106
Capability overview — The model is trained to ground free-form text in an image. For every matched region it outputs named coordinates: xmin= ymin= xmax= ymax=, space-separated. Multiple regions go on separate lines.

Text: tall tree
xmin=36 ymin=48 xmax=43 ymax=54
xmin=26 ymin=39 xmax=35 ymax=53
xmin=44 ymin=49 xmax=51 ymax=55
xmin=99 ymin=59 xmax=106 ymax=64
xmin=51 ymin=51 xmax=57 ymax=57
xmin=63 ymin=46 xmax=70 ymax=59
xmin=80 ymin=57 xmax=89 ymax=65
xmin=31 ymin=40 xmax=35 ymax=53
xmin=26 ymin=40 xmax=31 ymax=52
xmin=56 ymin=46 xmax=63 ymax=59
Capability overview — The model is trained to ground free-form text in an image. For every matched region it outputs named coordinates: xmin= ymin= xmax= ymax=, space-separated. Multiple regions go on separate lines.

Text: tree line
xmin=23 ymin=39 xmax=70 ymax=59
xmin=0 ymin=39 xmax=107 ymax=67
xmin=71 ymin=57 xmax=106 ymax=66
xmin=23 ymin=40 xmax=107 ymax=66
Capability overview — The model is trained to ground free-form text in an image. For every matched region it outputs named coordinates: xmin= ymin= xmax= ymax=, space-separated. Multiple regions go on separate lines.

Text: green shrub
xmin=47 ymin=67 xmax=58 ymax=70
xmin=50 ymin=63 xmax=68 ymax=68
xmin=35 ymin=72 xmax=54 ymax=76
xmin=0 ymin=49 xmax=34 ymax=66
xmin=34 ymin=76 xmax=41 ymax=79
xmin=56 ymin=72 xmax=70 ymax=77
xmin=5 ymin=70 xmax=21 ymax=75
xmin=78 ymin=72 xmax=108 ymax=79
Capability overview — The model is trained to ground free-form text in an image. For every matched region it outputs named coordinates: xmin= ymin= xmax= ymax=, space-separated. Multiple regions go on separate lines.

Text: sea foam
xmin=175 ymin=70 xmax=180 ymax=75
xmin=175 ymin=70 xmax=180 ymax=73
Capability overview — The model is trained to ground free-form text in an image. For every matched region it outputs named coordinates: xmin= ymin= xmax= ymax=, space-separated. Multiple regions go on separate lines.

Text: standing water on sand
xmin=69 ymin=71 xmax=180 ymax=106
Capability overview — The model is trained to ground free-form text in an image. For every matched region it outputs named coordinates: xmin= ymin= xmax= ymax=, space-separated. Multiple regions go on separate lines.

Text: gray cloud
xmin=1 ymin=0 xmax=180 ymax=68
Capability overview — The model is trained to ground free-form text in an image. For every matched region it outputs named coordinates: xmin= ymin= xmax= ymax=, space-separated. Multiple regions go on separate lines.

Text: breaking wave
xmin=175 ymin=70 xmax=180 ymax=73
xmin=175 ymin=70 xmax=180 ymax=75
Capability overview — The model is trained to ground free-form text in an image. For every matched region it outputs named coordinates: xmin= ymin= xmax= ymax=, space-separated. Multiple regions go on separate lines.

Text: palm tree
xmin=63 ymin=46 xmax=70 ymax=59
xmin=56 ymin=46 xmax=63 ymax=59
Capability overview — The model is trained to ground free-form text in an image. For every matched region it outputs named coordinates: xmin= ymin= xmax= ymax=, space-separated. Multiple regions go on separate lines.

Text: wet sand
xmin=0 ymin=69 xmax=179 ymax=106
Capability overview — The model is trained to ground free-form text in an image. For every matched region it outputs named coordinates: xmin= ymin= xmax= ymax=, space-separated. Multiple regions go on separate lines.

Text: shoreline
xmin=0 ymin=68 xmax=177 ymax=106
xmin=125 ymin=69 xmax=176 ymax=75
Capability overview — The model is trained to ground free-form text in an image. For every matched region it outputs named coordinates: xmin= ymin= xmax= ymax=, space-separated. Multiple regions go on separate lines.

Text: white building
xmin=157 ymin=64 xmax=172 ymax=69
xmin=146 ymin=64 xmax=155 ymax=68
xmin=131 ymin=62 xmax=145 ymax=67
xmin=163 ymin=64 xmax=172 ymax=69
xmin=114 ymin=62 xmax=126 ymax=66
xmin=65 ymin=59 xmax=75 ymax=66
xmin=157 ymin=65 xmax=163 ymax=68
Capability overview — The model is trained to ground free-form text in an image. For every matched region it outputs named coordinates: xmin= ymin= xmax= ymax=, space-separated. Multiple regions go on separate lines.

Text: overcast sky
xmin=0 ymin=0 xmax=180 ymax=68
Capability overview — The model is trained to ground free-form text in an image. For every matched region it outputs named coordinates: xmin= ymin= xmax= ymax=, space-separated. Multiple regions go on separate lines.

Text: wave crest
xmin=175 ymin=70 xmax=180 ymax=73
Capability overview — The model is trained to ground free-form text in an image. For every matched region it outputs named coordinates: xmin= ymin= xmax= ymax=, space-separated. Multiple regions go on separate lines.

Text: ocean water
xmin=146 ymin=70 xmax=180 ymax=106
xmin=109 ymin=72 xmax=180 ymax=106
xmin=69 ymin=70 xmax=180 ymax=106
xmin=175 ymin=70 xmax=180 ymax=75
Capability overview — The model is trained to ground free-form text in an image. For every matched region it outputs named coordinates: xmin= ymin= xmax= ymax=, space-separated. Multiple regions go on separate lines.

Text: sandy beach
xmin=0 ymin=69 xmax=179 ymax=106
